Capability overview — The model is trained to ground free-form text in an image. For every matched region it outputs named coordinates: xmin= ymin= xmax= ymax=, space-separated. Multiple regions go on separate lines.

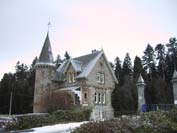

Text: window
xmin=68 ymin=73 xmax=72 ymax=83
xmin=84 ymin=93 xmax=87 ymax=103
xmin=97 ymin=73 xmax=100 ymax=83
xmin=95 ymin=92 xmax=106 ymax=105
xmin=102 ymin=93 xmax=106 ymax=104
xmin=100 ymin=73 xmax=105 ymax=84
xmin=98 ymin=93 xmax=101 ymax=104
xmin=72 ymin=73 xmax=75 ymax=82
xmin=68 ymin=72 xmax=76 ymax=83
xmin=97 ymin=73 xmax=105 ymax=84
xmin=95 ymin=92 xmax=98 ymax=104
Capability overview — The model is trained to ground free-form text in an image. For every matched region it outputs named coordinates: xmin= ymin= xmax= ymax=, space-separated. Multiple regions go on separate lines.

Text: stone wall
xmin=87 ymin=55 xmax=115 ymax=89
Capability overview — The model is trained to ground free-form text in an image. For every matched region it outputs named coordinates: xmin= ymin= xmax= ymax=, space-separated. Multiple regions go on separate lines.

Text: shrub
xmin=6 ymin=108 xmax=91 ymax=131
xmin=73 ymin=108 xmax=177 ymax=133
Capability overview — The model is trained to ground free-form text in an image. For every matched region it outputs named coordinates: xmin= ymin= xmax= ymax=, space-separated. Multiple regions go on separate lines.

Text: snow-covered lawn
xmin=13 ymin=121 xmax=88 ymax=133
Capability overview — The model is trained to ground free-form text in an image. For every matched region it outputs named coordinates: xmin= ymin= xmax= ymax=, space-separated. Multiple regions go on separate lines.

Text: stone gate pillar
xmin=136 ymin=74 xmax=146 ymax=112
xmin=172 ymin=70 xmax=177 ymax=104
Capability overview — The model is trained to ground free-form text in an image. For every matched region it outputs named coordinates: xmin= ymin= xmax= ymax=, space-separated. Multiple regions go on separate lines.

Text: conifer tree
xmin=122 ymin=53 xmax=132 ymax=76
xmin=155 ymin=44 xmax=166 ymax=79
xmin=55 ymin=54 xmax=62 ymax=67
xmin=133 ymin=56 xmax=143 ymax=81
xmin=142 ymin=44 xmax=155 ymax=75
xmin=114 ymin=57 xmax=123 ymax=85
xmin=64 ymin=51 xmax=70 ymax=60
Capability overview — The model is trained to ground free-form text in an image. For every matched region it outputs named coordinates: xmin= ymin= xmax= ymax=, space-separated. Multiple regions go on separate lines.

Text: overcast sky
xmin=1 ymin=0 xmax=177 ymax=80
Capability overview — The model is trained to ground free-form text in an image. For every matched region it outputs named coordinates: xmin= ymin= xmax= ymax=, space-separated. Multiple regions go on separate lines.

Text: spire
xmin=38 ymin=32 xmax=54 ymax=63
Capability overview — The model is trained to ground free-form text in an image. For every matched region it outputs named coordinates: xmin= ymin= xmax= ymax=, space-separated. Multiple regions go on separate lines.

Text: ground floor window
xmin=95 ymin=92 xmax=106 ymax=105
xmin=83 ymin=92 xmax=87 ymax=103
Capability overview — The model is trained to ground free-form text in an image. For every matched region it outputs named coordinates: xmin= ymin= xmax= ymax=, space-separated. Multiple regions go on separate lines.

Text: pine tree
xmin=114 ymin=57 xmax=123 ymax=85
xmin=112 ymin=57 xmax=122 ymax=114
xmin=55 ymin=54 xmax=62 ymax=68
xmin=133 ymin=56 xmax=143 ymax=81
xmin=166 ymin=37 xmax=177 ymax=68
xmin=122 ymin=53 xmax=132 ymax=76
xmin=64 ymin=51 xmax=70 ymax=60
xmin=155 ymin=44 xmax=166 ymax=79
xmin=142 ymin=44 xmax=155 ymax=75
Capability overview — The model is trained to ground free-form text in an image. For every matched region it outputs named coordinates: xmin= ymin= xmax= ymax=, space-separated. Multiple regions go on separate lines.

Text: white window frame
xmin=100 ymin=73 xmax=105 ymax=84
xmin=97 ymin=73 xmax=101 ymax=83
xmin=68 ymin=73 xmax=72 ymax=83
xmin=72 ymin=73 xmax=75 ymax=82
xmin=97 ymin=73 xmax=105 ymax=84
xmin=98 ymin=93 xmax=101 ymax=104
xmin=68 ymin=72 xmax=76 ymax=83
xmin=102 ymin=93 xmax=106 ymax=104
xmin=95 ymin=92 xmax=98 ymax=104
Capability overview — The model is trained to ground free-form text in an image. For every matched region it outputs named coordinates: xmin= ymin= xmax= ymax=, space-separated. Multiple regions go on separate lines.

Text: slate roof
xmin=38 ymin=33 xmax=54 ymax=63
xmin=53 ymin=50 xmax=118 ymax=84
xmin=53 ymin=51 xmax=101 ymax=81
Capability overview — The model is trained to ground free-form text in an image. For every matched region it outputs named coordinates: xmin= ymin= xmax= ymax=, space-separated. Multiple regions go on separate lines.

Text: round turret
xmin=33 ymin=33 xmax=55 ymax=113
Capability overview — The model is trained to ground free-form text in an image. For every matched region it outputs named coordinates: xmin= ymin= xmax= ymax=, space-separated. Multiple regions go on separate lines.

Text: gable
xmin=87 ymin=53 xmax=118 ymax=88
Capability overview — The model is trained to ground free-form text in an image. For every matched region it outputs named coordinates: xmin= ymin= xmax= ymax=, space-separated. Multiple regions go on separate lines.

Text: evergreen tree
xmin=0 ymin=60 xmax=36 ymax=114
xmin=133 ymin=56 xmax=143 ymax=81
xmin=114 ymin=57 xmax=123 ymax=85
xmin=165 ymin=53 xmax=174 ymax=81
xmin=64 ymin=51 xmax=70 ymax=60
xmin=112 ymin=57 xmax=122 ymax=114
xmin=115 ymin=53 xmax=137 ymax=112
xmin=55 ymin=54 xmax=62 ymax=68
xmin=122 ymin=53 xmax=132 ymax=76
xmin=166 ymin=37 xmax=177 ymax=68
xmin=142 ymin=44 xmax=155 ymax=75
xmin=155 ymin=44 xmax=166 ymax=79
xmin=0 ymin=73 xmax=15 ymax=113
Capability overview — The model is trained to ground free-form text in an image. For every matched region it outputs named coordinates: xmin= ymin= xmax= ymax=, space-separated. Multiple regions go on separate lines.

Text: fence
xmin=146 ymin=104 xmax=177 ymax=111
xmin=114 ymin=104 xmax=177 ymax=117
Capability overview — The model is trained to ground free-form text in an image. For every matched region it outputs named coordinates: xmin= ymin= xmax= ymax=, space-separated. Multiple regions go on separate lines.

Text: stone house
xmin=33 ymin=33 xmax=118 ymax=120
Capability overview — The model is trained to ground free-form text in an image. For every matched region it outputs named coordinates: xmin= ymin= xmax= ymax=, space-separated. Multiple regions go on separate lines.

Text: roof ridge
xmin=73 ymin=50 xmax=101 ymax=60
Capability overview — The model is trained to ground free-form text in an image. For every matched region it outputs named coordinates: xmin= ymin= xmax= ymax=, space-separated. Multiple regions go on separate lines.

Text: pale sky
xmin=0 ymin=0 xmax=177 ymax=80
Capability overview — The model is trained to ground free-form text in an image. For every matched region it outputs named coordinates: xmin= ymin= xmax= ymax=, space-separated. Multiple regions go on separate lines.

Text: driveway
xmin=11 ymin=121 xmax=88 ymax=133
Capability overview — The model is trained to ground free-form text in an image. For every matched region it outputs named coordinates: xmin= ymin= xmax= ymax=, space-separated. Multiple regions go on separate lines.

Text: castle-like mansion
xmin=33 ymin=33 xmax=118 ymax=120
xmin=33 ymin=33 xmax=177 ymax=120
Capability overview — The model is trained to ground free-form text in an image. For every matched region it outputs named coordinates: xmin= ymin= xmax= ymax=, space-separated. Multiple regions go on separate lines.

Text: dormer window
xmin=97 ymin=73 xmax=105 ymax=84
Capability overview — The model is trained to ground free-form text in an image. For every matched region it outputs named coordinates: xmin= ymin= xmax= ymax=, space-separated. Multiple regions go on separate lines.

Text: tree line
xmin=0 ymin=52 xmax=69 ymax=114
xmin=0 ymin=37 xmax=177 ymax=114
xmin=112 ymin=37 xmax=177 ymax=112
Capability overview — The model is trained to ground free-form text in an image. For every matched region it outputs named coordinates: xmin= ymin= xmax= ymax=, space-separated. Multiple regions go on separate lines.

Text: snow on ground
xmin=14 ymin=121 xmax=88 ymax=133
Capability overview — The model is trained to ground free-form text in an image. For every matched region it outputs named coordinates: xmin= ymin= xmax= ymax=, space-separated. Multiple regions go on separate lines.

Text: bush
xmin=6 ymin=108 xmax=91 ymax=131
xmin=73 ymin=108 xmax=177 ymax=133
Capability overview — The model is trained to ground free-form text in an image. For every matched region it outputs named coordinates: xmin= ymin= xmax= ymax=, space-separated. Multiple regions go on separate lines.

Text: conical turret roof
xmin=38 ymin=33 xmax=54 ymax=63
